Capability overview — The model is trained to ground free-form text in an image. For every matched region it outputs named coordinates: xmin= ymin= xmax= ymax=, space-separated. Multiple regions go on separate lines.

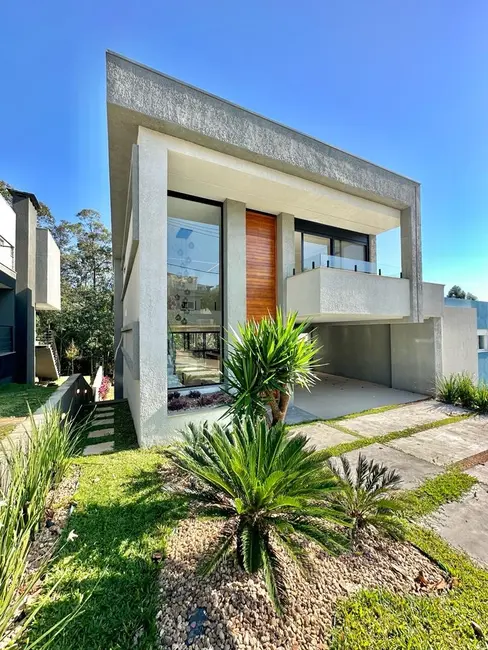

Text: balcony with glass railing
xmin=300 ymin=253 xmax=401 ymax=279
xmin=288 ymin=252 xmax=411 ymax=322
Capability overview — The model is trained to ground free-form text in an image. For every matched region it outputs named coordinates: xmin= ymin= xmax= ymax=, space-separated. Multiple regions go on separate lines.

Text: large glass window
xmin=302 ymin=234 xmax=331 ymax=271
xmin=167 ymin=194 xmax=222 ymax=388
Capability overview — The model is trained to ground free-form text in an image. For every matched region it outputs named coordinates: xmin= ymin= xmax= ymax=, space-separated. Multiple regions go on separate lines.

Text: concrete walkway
xmin=83 ymin=403 xmax=116 ymax=456
xmin=294 ymin=399 xmax=488 ymax=566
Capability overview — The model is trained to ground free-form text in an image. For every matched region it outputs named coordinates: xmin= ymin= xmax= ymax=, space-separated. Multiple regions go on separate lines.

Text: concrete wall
xmin=37 ymin=373 xmax=93 ymax=419
xmin=423 ymin=282 xmax=444 ymax=318
xmin=0 ymin=196 xmax=15 ymax=271
xmin=314 ymin=323 xmax=391 ymax=386
xmin=35 ymin=229 xmax=61 ymax=311
xmin=441 ymin=306 xmax=478 ymax=380
xmin=287 ymin=267 xmax=410 ymax=321
xmin=122 ymin=245 xmax=141 ymax=438
xmin=390 ymin=320 xmax=438 ymax=395
xmin=223 ymin=199 xmax=246 ymax=343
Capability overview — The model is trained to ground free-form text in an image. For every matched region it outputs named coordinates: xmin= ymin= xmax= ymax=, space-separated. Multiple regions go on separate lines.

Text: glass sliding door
xmin=302 ymin=233 xmax=331 ymax=270
xmin=167 ymin=194 xmax=222 ymax=388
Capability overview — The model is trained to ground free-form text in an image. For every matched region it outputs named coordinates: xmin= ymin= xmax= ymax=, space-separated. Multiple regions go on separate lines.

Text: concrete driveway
xmin=294 ymin=372 xmax=426 ymax=421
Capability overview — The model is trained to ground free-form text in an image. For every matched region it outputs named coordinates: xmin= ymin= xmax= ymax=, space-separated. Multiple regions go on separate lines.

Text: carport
xmin=293 ymin=372 xmax=426 ymax=422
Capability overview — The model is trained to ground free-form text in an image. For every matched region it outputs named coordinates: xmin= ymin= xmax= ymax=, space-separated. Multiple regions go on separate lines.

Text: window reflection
xmin=167 ymin=195 xmax=222 ymax=388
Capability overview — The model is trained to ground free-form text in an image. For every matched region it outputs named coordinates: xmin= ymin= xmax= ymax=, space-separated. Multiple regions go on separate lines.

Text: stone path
xmin=295 ymin=398 xmax=488 ymax=566
xmin=335 ymin=401 xmax=468 ymax=438
xmin=82 ymin=403 xmax=116 ymax=456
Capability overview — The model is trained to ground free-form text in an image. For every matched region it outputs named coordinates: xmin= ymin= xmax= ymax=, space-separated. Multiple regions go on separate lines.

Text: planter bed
xmin=167 ymin=389 xmax=232 ymax=413
xmin=157 ymin=517 xmax=444 ymax=650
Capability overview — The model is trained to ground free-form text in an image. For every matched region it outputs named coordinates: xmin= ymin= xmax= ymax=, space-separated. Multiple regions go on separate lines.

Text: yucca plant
xmin=224 ymin=309 xmax=320 ymax=425
xmin=329 ymin=454 xmax=405 ymax=545
xmin=164 ymin=418 xmax=350 ymax=613
xmin=436 ymin=373 xmax=461 ymax=405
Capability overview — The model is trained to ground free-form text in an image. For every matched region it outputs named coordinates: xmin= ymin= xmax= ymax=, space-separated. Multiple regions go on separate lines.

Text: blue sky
xmin=1 ymin=0 xmax=487 ymax=298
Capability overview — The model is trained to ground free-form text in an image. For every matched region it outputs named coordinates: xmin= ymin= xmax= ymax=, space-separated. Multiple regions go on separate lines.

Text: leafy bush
xmin=224 ymin=310 xmax=319 ymax=425
xmin=472 ymin=381 xmax=488 ymax=414
xmin=436 ymin=373 xmax=461 ymax=404
xmin=164 ymin=418 xmax=350 ymax=613
xmin=0 ymin=407 xmax=85 ymax=646
xmin=168 ymin=391 xmax=181 ymax=401
xmin=329 ymin=454 xmax=405 ymax=544
xmin=188 ymin=390 xmax=201 ymax=399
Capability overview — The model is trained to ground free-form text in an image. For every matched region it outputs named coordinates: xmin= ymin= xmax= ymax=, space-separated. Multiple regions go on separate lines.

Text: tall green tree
xmin=39 ymin=210 xmax=114 ymax=376
xmin=447 ymin=285 xmax=477 ymax=301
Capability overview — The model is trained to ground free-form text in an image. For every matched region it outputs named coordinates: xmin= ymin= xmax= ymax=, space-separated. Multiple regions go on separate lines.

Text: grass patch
xmin=330 ymin=525 xmax=488 ymax=649
xmin=325 ymin=414 xmax=472 ymax=457
xmin=0 ymin=383 xmax=57 ymax=417
xmin=327 ymin=401 xmax=415 ymax=422
xmin=79 ymin=401 xmax=137 ymax=453
xmin=25 ymin=446 xmax=186 ymax=649
xmin=403 ymin=468 xmax=478 ymax=518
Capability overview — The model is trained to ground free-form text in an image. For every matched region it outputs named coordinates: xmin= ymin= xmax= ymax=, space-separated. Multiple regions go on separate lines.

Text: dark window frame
xmin=167 ymin=191 xmax=224 ymax=392
xmin=294 ymin=218 xmax=370 ymax=271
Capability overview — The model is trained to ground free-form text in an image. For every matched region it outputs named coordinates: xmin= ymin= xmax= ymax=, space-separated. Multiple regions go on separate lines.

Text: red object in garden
xmin=99 ymin=376 xmax=112 ymax=400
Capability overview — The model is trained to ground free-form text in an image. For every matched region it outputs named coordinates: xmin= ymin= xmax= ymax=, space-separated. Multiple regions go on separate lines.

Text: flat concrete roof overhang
xmin=107 ymin=51 xmax=420 ymax=258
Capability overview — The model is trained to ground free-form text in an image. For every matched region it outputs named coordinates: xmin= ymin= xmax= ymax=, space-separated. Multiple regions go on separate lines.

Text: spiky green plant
xmin=436 ymin=373 xmax=461 ymax=405
xmin=224 ymin=309 xmax=320 ymax=425
xmin=457 ymin=373 xmax=476 ymax=408
xmin=0 ymin=406 xmax=86 ymax=646
xmin=472 ymin=381 xmax=488 ymax=414
xmin=164 ymin=418 xmax=350 ymax=613
xmin=329 ymin=454 xmax=405 ymax=544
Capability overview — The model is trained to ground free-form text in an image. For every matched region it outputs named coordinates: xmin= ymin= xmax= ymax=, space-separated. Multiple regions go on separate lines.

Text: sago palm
xmin=164 ymin=418 xmax=350 ymax=613
xmin=224 ymin=309 xmax=319 ymax=425
xmin=329 ymin=454 xmax=405 ymax=544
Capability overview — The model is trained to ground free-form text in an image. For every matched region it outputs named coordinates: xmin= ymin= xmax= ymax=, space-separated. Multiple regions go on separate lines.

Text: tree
xmin=65 ymin=340 xmax=81 ymax=375
xmin=38 ymin=211 xmax=114 ymax=376
xmin=224 ymin=310 xmax=319 ymax=425
xmin=447 ymin=285 xmax=478 ymax=300
xmin=0 ymin=179 xmax=54 ymax=229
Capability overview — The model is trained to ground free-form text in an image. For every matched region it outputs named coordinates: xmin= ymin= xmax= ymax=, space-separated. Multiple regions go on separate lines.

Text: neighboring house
xmin=106 ymin=52 xmax=476 ymax=446
xmin=0 ymin=191 xmax=61 ymax=384
xmin=445 ymin=297 xmax=488 ymax=382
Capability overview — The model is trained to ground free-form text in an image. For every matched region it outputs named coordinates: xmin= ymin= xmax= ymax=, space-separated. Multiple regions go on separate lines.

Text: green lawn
xmin=26 ymin=405 xmax=186 ymax=650
xmin=0 ymin=383 xmax=57 ymax=417
xmin=25 ymin=406 xmax=488 ymax=650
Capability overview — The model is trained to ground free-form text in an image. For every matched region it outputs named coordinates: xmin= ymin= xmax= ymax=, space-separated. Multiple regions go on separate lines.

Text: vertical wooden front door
xmin=246 ymin=211 xmax=277 ymax=321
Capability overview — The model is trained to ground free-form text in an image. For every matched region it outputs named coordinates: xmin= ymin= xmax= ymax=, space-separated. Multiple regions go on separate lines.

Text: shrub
xmin=224 ymin=309 xmax=320 ymax=425
xmin=472 ymin=381 xmax=488 ymax=414
xmin=168 ymin=391 xmax=180 ymax=401
xmin=188 ymin=390 xmax=201 ymax=399
xmin=0 ymin=406 xmax=85 ymax=646
xmin=197 ymin=394 xmax=213 ymax=407
xmin=163 ymin=418 xmax=350 ymax=613
xmin=436 ymin=373 xmax=461 ymax=404
xmin=457 ymin=373 xmax=476 ymax=408
xmin=329 ymin=454 xmax=405 ymax=545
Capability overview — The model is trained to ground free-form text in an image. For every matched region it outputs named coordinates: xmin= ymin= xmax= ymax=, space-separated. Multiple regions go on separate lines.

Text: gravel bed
xmin=26 ymin=467 xmax=80 ymax=572
xmin=157 ymin=518 xmax=444 ymax=650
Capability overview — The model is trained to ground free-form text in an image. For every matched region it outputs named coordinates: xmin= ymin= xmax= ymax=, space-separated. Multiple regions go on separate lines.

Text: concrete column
xmin=276 ymin=212 xmax=295 ymax=313
xmin=113 ymin=257 xmax=124 ymax=399
xmin=12 ymin=194 xmax=37 ymax=384
xmin=223 ymin=199 xmax=246 ymax=349
xmin=137 ymin=128 xmax=168 ymax=445
xmin=400 ymin=184 xmax=423 ymax=322
xmin=368 ymin=235 xmax=377 ymax=264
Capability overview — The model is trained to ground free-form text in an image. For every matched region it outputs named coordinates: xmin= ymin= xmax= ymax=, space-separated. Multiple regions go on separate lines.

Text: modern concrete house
xmin=0 ymin=191 xmax=61 ymax=384
xmin=445 ymin=297 xmax=488 ymax=382
xmin=107 ymin=52 xmax=475 ymax=446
